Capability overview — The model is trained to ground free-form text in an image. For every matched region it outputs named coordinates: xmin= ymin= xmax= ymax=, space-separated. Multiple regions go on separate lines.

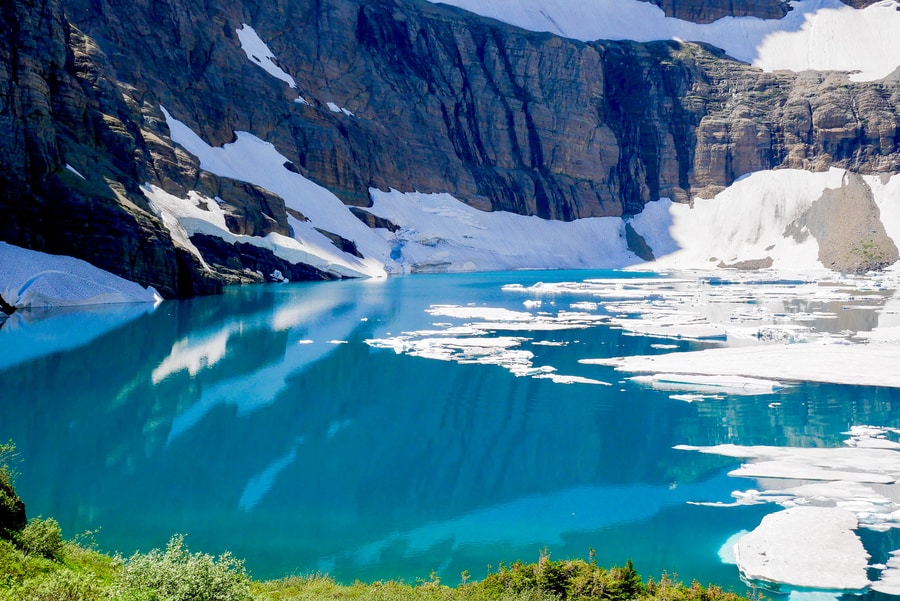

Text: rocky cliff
xmin=3 ymin=0 xmax=900 ymax=296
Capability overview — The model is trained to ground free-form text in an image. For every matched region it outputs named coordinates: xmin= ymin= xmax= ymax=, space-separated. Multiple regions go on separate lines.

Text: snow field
xmin=427 ymin=0 xmax=900 ymax=81
xmin=0 ymin=242 xmax=160 ymax=309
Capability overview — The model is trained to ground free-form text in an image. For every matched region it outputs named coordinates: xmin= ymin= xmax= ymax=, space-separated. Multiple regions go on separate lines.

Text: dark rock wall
xmin=2 ymin=0 xmax=900 ymax=296
xmin=0 ymin=0 xmax=197 ymax=297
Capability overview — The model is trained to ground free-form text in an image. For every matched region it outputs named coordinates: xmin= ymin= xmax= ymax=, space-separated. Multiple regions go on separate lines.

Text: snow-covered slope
xmin=157 ymin=100 xmax=900 ymax=277
xmin=156 ymin=107 xmax=649 ymax=276
xmin=0 ymin=242 xmax=161 ymax=310
xmin=428 ymin=0 xmax=900 ymax=81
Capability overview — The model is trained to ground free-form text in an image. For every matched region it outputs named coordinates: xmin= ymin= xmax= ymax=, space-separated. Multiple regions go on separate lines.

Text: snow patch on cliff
xmin=160 ymin=107 xmax=651 ymax=277
xmin=427 ymin=0 xmax=900 ymax=81
xmin=161 ymin=107 xmax=900 ymax=277
xmin=159 ymin=106 xmax=388 ymax=278
xmin=236 ymin=24 xmax=308 ymax=104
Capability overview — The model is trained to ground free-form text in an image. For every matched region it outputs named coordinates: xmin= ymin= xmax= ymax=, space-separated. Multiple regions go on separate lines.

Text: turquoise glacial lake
xmin=2 ymin=270 xmax=900 ymax=595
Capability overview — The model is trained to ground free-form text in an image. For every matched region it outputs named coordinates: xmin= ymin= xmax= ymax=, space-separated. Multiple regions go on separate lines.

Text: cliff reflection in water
xmin=2 ymin=272 xmax=900 ymax=589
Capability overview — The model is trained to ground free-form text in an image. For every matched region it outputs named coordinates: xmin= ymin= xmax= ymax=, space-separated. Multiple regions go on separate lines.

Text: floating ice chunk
xmin=428 ymin=305 xmax=542 ymax=322
xmin=730 ymin=461 xmax=894 ymax=484
xmin=589 ymin=343 xmax=900 ymax=389
xmin=669 ymin=393 xmax=724 ymax=402
xmin=734 ymin=507 xmax=870 ymax=591
xmin=787 ymin=592 xmax=842 ymax=601
xmin=872 ymin=550 xmax=900 ymax=595
xmin=630 ymin=373 xmax=783 ymax=395
xmin=534 ymin=374 xmax=612 ymax=386
xmin=570 ymin=301 xmax=598 ymax=311
xmin=236 ymin=24 xmax=298 ymax=89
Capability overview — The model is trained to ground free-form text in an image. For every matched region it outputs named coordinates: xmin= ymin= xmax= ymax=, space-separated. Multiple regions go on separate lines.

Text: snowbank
xmin=366 ymin=189 xmax=641 ymax=273
xmin=235 ymin=24 xmax=309 ymax=105
xmin=162 ymin=95 xmax=900 ymax=277
xmin=427 ymin=0 xmax=900 ymax=81
xmin=159 ymin=106 xmax=653 ymax=276
xmin=629 ymin=169 xmax=850 ymax=271
xmin=0 ymin=242 xmax=161 ymax=309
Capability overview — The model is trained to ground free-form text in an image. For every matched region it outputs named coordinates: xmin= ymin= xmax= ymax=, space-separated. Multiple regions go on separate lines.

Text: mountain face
xmin=2 ymin=0 xmax=900 ymax=298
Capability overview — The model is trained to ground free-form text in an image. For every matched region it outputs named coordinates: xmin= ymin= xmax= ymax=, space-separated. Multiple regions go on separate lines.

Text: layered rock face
xmin=3 ymin=0 xmax=900 ymax=295
xmin=641 ymin=0 xmax=791 ymax=22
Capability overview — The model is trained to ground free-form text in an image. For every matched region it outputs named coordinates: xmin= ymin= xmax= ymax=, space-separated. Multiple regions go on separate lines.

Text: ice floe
xmin=734 ymin=507 xmax=869 ymax=591
xmin=366 ymin=302 xmax=611 ymax=384
xmin=873 ymin=550 xmax=900 ymax=595
xmin=677 ymin=426 xmax=900 ymax=593
xmin=629 ymin=373 xmax=783 ymax=395
xmin=590 ymin=343 xmax=900 ymax=389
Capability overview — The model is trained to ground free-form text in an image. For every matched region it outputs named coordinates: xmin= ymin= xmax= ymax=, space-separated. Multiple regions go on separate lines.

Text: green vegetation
xmin=0 ymin=448 xmax=755 ymax=601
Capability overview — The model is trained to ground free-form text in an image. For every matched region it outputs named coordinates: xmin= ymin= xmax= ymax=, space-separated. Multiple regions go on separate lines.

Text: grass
xmin=0 ymin=539 xmax=758 ymax=601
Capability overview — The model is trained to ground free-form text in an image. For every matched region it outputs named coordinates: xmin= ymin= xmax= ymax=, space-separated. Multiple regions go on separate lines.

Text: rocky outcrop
xmin=62 ymin=0 xmax=900 ymax=219
xmin=641 ymin=0 xmax=791 ymax=23
xmin=3 ymin=0 xmax=900 ymax=295
xmin=640 ymin=0 xmax=882 ymax=22
xmin=0 ymin=475 xmax=25 ymax=541
xmin=0 ymin=0 xmax=197 ymax=297
xmin=792 ymin=173 xmax=899 ymax=272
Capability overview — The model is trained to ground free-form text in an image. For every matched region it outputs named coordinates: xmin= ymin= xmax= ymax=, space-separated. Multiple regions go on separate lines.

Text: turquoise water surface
xmin=2 ymin=271 xmax=900 ymax=595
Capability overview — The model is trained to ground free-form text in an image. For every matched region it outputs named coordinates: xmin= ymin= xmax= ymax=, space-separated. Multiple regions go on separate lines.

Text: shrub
xmin=0 ymin=538 xmax=26 ymax=586
xmin=0 ymin=443 xmax=25 ymax=541
xmin=0 ymin=569 xmax=102 ymax=601
xmin=475 ymin=554 xmax=645 ymax=601
xmin=108 ymin=534 xmax=251 ymax=601
xmin=18 ymin=517 xmax=64 ymax=559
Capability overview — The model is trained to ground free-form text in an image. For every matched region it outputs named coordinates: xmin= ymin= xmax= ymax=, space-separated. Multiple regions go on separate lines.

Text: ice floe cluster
xmin=504 ymin=272 xmax=900 ymax=391
xmin=361 ymin=270 xmax=900 ymax=593
xmin=679 ymin=426 xmax=900 ymax=594
xmin=366 ymin=304 xmax=611 ymax=385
